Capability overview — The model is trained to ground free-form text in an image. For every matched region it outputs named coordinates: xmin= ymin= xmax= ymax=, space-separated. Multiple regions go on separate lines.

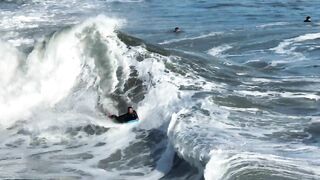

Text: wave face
xmin=0 ymin=16 xmax=204 ymax=179
xmin=1 ymin=0 xmax=320 ymax=180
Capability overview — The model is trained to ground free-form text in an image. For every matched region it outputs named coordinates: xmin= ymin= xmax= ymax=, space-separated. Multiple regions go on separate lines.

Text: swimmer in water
xmin=173 ymin=27 xmax=181 ymax=33
xmin=304 ymin=16 xmax=311 ymax=22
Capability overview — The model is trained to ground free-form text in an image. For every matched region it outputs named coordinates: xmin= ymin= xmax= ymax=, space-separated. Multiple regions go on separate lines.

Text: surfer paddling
xmin=304 ymin=16 xmax=311 ymax=22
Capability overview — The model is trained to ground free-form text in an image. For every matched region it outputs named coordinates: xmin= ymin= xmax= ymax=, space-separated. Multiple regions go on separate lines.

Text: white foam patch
xmin=122 ymin=45 xmax=224 ymax=130
xmin=0 ymin=0 xmax=107 ymax=47
xmin=236 ymin=90 xmax=320 ymax=100
xmin=256 ymin=22 xmax=289 ymax=28
xmin=207 ymin=44 xmax=232 ymax=57
xmin=0 ymin=16 xmax=123 ymax=128
xmin=0 ymin=41 xmax=24 ymax=86
xmin=204 ymin=149 xmax=228 ymax=180
xmin=159 ymin=32 xmax=224 ymax=45
xmin=271 ymin=32 xmax=320 ymax=59
xmin=8 ymin=38 xmax=35 ymax=47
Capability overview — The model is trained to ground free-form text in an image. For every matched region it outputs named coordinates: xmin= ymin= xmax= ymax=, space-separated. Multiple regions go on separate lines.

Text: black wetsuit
xmin=110 ymin=111 xmax=139 ymax=123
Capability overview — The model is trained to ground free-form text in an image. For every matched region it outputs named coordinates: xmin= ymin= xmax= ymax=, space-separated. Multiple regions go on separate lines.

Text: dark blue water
xmin=106 ymin=1 xmax=319 ymax=41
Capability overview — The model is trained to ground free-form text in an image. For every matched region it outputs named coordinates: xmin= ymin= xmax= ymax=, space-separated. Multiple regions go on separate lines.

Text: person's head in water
xmin=174 ymin=27 xmax=180 ymax=33
xmin=304 ymin=16 xmax=311 ymax=22
xmin=128 ymin=107 xmax=134 ymax=114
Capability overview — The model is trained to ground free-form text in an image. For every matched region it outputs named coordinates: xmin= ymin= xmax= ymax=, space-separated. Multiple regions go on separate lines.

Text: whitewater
xmin=1 ymin=0 xmax=320 ymax=180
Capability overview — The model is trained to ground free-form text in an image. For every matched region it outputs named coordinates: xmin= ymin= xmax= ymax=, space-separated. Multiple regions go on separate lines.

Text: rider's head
xmin=128 ymin=107 xmax=134 ymax=114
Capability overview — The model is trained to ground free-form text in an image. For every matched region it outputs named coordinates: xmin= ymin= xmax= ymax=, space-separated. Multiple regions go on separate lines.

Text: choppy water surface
xmin=0 ymin=0 xmax=319 ymax=179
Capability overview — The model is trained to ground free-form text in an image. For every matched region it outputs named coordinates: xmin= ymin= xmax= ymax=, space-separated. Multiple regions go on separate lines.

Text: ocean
xmin=0 ymin=0 xmax=319 ymax=179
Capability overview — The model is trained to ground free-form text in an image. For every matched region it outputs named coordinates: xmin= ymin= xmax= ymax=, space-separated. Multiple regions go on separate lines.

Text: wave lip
xmin=205 ymin=151 xmax=320 ymax=180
